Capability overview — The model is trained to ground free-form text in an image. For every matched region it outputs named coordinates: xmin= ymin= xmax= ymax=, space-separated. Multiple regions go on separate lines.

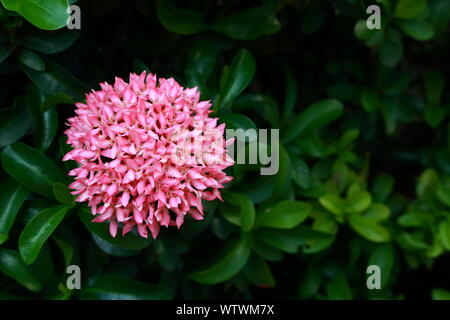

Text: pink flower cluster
xmin=63 ymin=72 xmax=234 ymax=239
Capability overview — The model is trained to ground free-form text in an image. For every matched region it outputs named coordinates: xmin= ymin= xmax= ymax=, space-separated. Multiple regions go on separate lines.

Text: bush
xmin=0 ymin=0 xmax=449 ymax=300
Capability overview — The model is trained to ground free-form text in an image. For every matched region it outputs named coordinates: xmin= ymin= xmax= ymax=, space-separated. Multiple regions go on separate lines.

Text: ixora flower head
xmin=63 ymin=72 xmax=234 ymax=239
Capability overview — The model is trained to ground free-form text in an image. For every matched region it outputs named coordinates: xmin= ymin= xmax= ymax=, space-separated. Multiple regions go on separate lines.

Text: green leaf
xmin=379 ymin=29 xmax=403 ymax=68
xmin=233 ymin=94 xmax=279 ymax=127
xmin=80 ymin=274 xmax=172 ymax=300
xmin=345 ymin=191 xmax=372 ymax=214
xmin=36 ymin=108 xmax=58 ymax=152
xmin=91 ymin=233 xmax=140 ymax=257
xmin=52 ymin=236 xmax=73 ymax=267
xmin=243 ymin=254 xmax=275 ymax=287
xmin=438 ymin=218 xmax=450 ymax=250
xmin=216 ymin=49 xmax=256 ymax=110
xmin=372 ymin=174 xmax=394 ymax=202
xmin=19 ymin=58 xmax=86 ymax=100
xmin=220 ymin=113 xmax=257 ymax=141
xmin=222 ymin=192 xmax=255 ymax=232
xmin=78 ymin=208 xmax=152 ymax=251
xmin=0 ymin=0 xmax=69 ymax=30
xmin=292 ymin=158 xmax=311 ymax=189
xmin=368 ymin=244 xmax=394 ymax=286
xmin=416 ymin=168 xmax=438 ymax=199
xmin=40 ymin=93 xmax=73 ymax=112
xmin=19 ymin=204 xmax=71 ymax=265
xmin=326 ymin=274 xmax=352 ymax=300
xmin=156 ymin=0 xmax=207 ymax=35
xmin=360 ymin=87 xmax=380 ymax=112
xmin=282 ymin=99 xmax=343 ymax=143
xmin=424 ymin=70 xmax=445 ymax=105
xmin=0 ymin=96 xmax=32 ymax=148
xmin=398 ymin=20 xmax=434 ymax=41
xmin=212 ymin=6 xmax=281 ymax=40
xmin=190 ymin=233 xmax=252 ymax=284
xmin=0 ymin=178 xmax=29 ymax=235
xmin=17 ymin=49 xmax=45 ymax=71
xmin=53 ymin=182 xmax=74 ymax=204
xmin=20 ymin=29 xmax=80 ymax=54
xmin=319 ymin=193 xmax=345 ymax=215
xmin=0 ymin=249 xmax=43 ymax=292
xmin=1 ymin=143 xmax=65 ymax=198
xmin=283 ymin=68 xmax=298 ymax=120
xmin=255 ymin=200 xmax=311 ymax=229
xmin=0 ymin=44 xmax=13 ymax=64
xmin=185 ymin=39 xmax=218 ymax=81
xmin=432 ymin=288 xmax=450 ymax=300
xmin=354 ymin=19 xmax=383 ymax=46
xmin=298 ymin=267 xmax=321 ymax=298
xmin=154 ymin=234 xmax=180 ymax=271
xmin=425 ymin=105 xmax=445 ymax=128
xmin=349 ymin=215 xmax=390 ymax=243
xmin=363 ymin=204 xmax=391 ymax=222
xmin=394 ymin=0 xmax=426 ymax=19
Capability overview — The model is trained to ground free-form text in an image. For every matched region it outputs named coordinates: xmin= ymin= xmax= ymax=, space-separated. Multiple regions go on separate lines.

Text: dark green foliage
xmin=0 ymin=0 xmax=449 ymax=300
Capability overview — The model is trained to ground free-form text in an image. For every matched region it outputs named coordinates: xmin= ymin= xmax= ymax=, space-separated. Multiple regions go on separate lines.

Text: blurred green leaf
xmin=243 ymin=254 xmax=275 ymax=287
xmin=349 ymin=215 xmax=390 ymax=243
xmin=326 ymin=274 xmax=352 ymax=300
xmin=424 ymin=70 xmax=445 ymax=105
xmin=398 ymin=20 xmax=434 ymax=41
xmin=222 ymin=192 xmax=255 ymax=232
xmin=438 ymin=218 xmax=450 ymax=250
xmin=156 ymin=0 xmax=207 ymax=35
xmin=212 ymin=6 xmax=281 ymax=40
xmin=394 ymin=0 xmax=426 ymax=19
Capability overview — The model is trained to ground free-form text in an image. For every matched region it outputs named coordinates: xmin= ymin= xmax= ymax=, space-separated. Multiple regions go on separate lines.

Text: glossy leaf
xmin=282 ymin=99 xmax=343 ymax=143
xmin=216 ymin=49 xmax=256 ymax=110
xmin=394 ymin=0 xmax=426 ymax=19
xmin=255 ymin=200 xmax=311 ymax=229
xmin=1 ymin=0 xmax=70 ymax=30
xmin=78 ymin=208 xmax=152 ymax=251
xmin=0 ymin=96 xmax=32 ymax=148
xmin=20 ymin=29 xmax=80 ymax=54
xmin=212 ymin=6 xmax=281 ymax=40
xmin=19 ymin=58 xmax=86 ymax=100
xmin=190 ymin=233 xmax=252 ymax=284
xmin=0 ymin=178 xmax=29 ymax=236
xmin=0 ymin=249 xmax=43 ymax=292
xmin=19 ymin=204 xmax=71 ymax=264
xmin=349 ymin=215 xmax=390 ymax=243
xmin=156 ymin=0 xmax=207 ymax=35
xmin=243 ymin=254 xmax=275 ymax=287
xmin=80 ymin=274 xmax=172 ymax=300
xmin=17 ymin=49 xmax=45 ymax=71
xmin=1 ymin=142 xmax=65 ymax=198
